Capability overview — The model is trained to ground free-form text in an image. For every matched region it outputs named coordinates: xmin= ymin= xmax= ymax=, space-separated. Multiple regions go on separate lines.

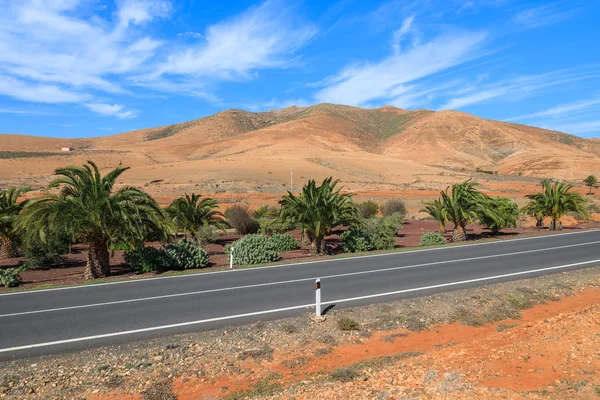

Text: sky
xmin=0 ymin=0 xmax=599 ymax=138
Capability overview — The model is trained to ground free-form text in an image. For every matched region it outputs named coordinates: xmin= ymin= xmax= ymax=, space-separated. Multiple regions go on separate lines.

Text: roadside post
xmin=229 ymin=246 xmax=234 ymax=269
xmin=315 ymin=278 xmax=321 ymax=317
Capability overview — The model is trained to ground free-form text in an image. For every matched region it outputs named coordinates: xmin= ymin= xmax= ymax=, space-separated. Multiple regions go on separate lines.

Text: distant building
xmin=61 ymin=147 xmax=72 ymax=152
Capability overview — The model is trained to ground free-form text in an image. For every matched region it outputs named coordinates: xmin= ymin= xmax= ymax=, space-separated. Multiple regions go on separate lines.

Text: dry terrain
xmin=2 ymin=104 xmax=599 ymax=212
xmin=1 ymin=266 xmax=600 ymax=400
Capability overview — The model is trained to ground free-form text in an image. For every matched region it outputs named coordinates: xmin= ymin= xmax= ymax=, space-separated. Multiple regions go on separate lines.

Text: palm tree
xmin=17 ymin=161 xmax=168 ymax=279
xmin=279 ymin=177 xmax=359 ymax=254
xmin=0 ymin=188 xmax=28 ymax=259
xmin=522 ymin=197 xmax=547 ymax=228
xmin=584 ymin=175 xmax=598 ymax=195
xmin=167 ymin=193 xmax=226 ymax=240
xmin=439 ymin=180 xmax=492 ymax=241
xmin=421 ymin=199 xmax=448 ymax=233
xmin=524 ymin=181 xmax=588 ymax=230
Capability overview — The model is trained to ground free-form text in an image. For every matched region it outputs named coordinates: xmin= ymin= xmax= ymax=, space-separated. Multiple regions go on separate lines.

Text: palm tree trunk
xmin=85 ymin=240 xmax=111 ymax=279
xmin=536 ymin=218 xmax=544 ymax=228
xmin=0 ymin=237 xmax=13 ymax=259
xmin=550 ymin=216 xmax=557 ymax=231
xmin=310 ymin=236 xmax=325 ymax=255
xmin=452 ymin=225 xmax=467 ymax=242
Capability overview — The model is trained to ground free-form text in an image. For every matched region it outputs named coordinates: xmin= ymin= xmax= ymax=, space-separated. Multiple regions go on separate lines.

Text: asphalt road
xmin=1 ymin=229 xmax=599 ymax=360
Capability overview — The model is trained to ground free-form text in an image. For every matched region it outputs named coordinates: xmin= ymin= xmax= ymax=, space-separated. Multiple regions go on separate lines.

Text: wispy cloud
xmin=150 ymin=0 xmax=316 ymax=82
xmin=541 ymin=120 xmax=600 ymax=135
xmin=84 ymin=103 xmax=139 ymax=119
xmin=314 ymin=23 xmax=487 ymax=106
xmin=0 ymin=107 xmax=51 ymax=115
xmin=506 ymin=97 xmax=600 ymax=121
xmin=512 ymin=2 xmax=578 ymax=29
xmin=440 ymin=66 xmax=600 ymax=110
xmin=0 ymin=0 xmax=315 ymax=116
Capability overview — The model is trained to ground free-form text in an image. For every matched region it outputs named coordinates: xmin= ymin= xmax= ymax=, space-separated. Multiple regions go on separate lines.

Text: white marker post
xmin=229 ymin=246 xmax=234 ymax=269
xmin=315 ymin=278 xmax=321 ymax=317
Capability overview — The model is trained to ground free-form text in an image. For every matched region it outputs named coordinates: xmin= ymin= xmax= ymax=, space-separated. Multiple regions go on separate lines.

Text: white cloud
xmin=507 ymin=97 xmax=600 ymax=121
xmin=541 ymin=120 xmax=600 ymax=135
xmin=314 ymin=29 xmax=487 ymax=106
xmin=84 ymin=103 xmax=138 ymax=119
xmin=512 ymin=2 xmax=577 ymax=29
xmin=0 ymin=75 xmax=88 ymax=103
xmin=0 ymin=0 xmax=315 ymax=117
xmin=391 ymin=15 xmax=415 ymax=54
xmin=440 ymin=67 xmax=600 ymax=110
xmin=151 ymin=0 xmax=317 ymax=80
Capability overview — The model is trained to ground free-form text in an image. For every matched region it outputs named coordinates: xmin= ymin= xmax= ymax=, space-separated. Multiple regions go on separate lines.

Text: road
xmin=1 ymin=229 xmax=599 ymax=360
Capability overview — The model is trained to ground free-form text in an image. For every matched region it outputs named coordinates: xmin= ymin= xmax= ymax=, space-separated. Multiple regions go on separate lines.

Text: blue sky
xmin=1 ymin=0 xmax=599 ymax=138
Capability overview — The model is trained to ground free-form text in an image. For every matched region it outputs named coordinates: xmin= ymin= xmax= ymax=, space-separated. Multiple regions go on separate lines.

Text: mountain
xmin=1 ymin=103 xmax=599 ymax=203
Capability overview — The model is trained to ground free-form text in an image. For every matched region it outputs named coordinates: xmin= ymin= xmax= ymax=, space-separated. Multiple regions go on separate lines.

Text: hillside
xmin=1 ymin=103 xmax=598 ymax=206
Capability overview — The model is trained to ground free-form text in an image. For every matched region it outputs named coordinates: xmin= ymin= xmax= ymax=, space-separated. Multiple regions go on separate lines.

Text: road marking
xmin=2 ymin=239 xmax=600 ymax=318
xmin=1 ymin=228 xmax=598 ymax=297
xmin=1 ymin=258 xmax=598 ymax=354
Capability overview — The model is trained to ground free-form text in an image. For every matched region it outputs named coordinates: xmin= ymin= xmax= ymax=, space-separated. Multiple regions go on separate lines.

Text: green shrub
xmin=381 ymin=199 xmax=407 ymax=217
xmin=164 ymin=240 xmax=209 ymax=270
xmin=225 ymin=204 xmax=260 ymax=234
xmin=340 ymin=225 xmax=374 ymax=253
xmin=479 ymin=197 xmax=520 ymax=234
xmin=124 ymin=247 xmax=172 ymax=273
xmin=194 ymin=225 xmax=218 ymax=247
xmin=356 ymin=201 xmax=379 ymax=219
xmin=419 ymin=232 xmax=446 ymax=247
xmin=382 ymin=212 xmax=405 ymax=230
xmin=269 ymin=233 xmax=299 ymax=252
xmin=367 ymin=219 xmax=397 ymax=250
xmin=110 ymin=242 xmax=134 ymax=251
xmin=0 ymin=267 xmax=25 ymax=287
xmin=23 ymin=233 xmax=70 ymax=269
xmin=230 ymin=234 xmax=280 ymax=265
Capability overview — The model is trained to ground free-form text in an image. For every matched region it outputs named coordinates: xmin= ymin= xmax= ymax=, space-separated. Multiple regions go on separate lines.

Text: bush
xmin=340 ymin=225 xmax=374 ymax=253
xmin=382 ymin=212 xmax=405 ymax=231
xmin=419 ymin=232 xmax=446 ymax=247
xmin=164 ymin=240 xmax=209 ymax=270
xmin=124 ymin=247 xmax=172 ymax=273
xmin=194 ymin=225 xmax=218 ymax=247
xmin=356 ymin=201 xmax=379 ymax=219
xmin=269 ymin=233 xmax=299 ymax=252
xmin=225 ymin=204 xmax=260 ymax=235
xmin=110 ymin=242 xmax=134 ymax=251
xmin=0 ymin=267 xmax=25 ymax=287
xmin=381 ymin=199 xmax=407 ymax=217
xmin=479 ymin=197 xmax=520 ymax=234
xmin=367 ymin=219 xmax=397 ymax=250
xmin=337 ymin=316 xmax=360 ymax=331
xmin=125 ymin=241 xmax=209 ymax=273
xmin=23 ymin=233 xmax=70 ymax=269
xmin=230 ymin=234 xmax=280 ymax=265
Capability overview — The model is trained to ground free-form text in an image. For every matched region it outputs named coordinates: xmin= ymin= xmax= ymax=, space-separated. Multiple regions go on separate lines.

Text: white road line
xmin=1 ymin=228 xmax=598 ymax=297
xmin=2 ymin=239 xmax=600 ymax=318
xmin=1 ymin=258 xmax=598 ymax=354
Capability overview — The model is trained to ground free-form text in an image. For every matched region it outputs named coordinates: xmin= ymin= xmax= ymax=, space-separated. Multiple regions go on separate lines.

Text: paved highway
xmin=1 ymin=229 xmax=599 ymax=360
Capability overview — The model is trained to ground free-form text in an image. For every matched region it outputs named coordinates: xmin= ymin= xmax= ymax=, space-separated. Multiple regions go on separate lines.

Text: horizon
xmin=0 ymin=0 xmax=599 ymax=139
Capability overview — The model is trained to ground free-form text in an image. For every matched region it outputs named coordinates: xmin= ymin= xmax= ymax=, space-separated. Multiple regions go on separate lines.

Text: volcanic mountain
xmin=1 ymin=103 xmax=599 ymax=202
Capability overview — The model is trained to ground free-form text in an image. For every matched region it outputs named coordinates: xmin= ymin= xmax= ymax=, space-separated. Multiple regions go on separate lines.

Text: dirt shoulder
xmin=2 ymin=266 xmax=600 ymax=399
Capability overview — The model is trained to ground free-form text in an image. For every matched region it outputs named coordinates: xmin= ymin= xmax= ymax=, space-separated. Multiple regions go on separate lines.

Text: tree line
xmin=0 ymin=161 xmax=596 ymax=280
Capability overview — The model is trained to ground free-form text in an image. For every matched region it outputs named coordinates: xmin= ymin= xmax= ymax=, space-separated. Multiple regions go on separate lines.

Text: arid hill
xmin=1 ymin=103 xmax=598 ymax=207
